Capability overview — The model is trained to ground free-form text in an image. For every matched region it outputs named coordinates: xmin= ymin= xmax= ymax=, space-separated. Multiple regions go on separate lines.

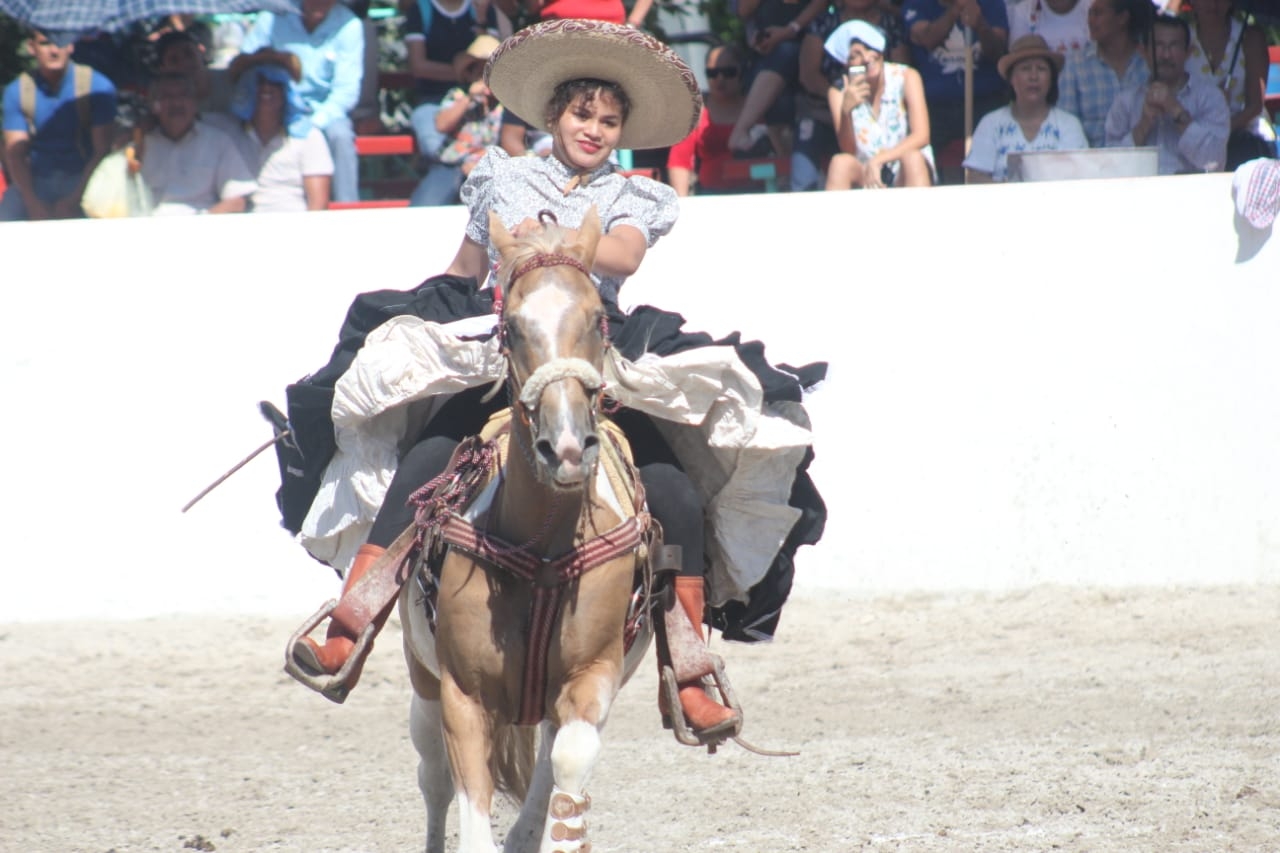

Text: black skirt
xmin=270 ymin=274 xmax=827 ymax=643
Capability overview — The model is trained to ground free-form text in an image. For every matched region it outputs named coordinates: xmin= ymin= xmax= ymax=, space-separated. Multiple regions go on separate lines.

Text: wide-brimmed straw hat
xmin=485 ymin=19 xmax=702 ymax=150
xmin=997 ymin=34 xmax=1065 ymax=80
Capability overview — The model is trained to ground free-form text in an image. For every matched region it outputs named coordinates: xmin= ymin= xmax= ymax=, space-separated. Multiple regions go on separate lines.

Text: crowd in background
xmin=0 ymin=0 xmax=1276 ymax=220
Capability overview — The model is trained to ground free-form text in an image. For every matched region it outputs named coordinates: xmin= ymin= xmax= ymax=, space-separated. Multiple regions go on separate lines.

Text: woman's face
xmin=846 ymin=42 xmax=884 ymax=83
xmin=1087 ymin=0 xmax=1126 ymax=43
xmin=704 ymin=47 xmax=743 ymax=96
xmin=1010 ymin=56 xmax=1052 ymax=105
xmin=551 ymin=90 xmax=624 ymax=172
xmin=256 ymin=80 xmax=285 ymax=121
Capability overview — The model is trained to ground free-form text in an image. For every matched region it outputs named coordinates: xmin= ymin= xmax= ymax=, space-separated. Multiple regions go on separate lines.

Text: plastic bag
xmin=82 ymin=147 xmax=153 ymax=218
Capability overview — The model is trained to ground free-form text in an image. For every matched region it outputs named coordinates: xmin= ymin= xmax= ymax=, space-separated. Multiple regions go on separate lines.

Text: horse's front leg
xmin=503 ymin=720 xmax=556 ymax=853
xmin=440 ymin=671 xmax=500 ymax=853
xmin=537 ymin=667 xmax=620 ymax=853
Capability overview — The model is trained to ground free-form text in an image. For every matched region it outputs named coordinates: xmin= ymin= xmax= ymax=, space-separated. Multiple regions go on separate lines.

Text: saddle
xmin=287 ymin=408 xmax=743 ymax=748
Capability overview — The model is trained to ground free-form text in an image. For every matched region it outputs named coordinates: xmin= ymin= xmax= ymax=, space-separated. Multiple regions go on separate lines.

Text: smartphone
xmin=847 ymin=64 xmax=867 ymax=76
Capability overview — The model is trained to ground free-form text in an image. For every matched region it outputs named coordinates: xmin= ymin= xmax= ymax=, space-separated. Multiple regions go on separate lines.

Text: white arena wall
xmin=3 ymin=172 xmax=1277 ymax=623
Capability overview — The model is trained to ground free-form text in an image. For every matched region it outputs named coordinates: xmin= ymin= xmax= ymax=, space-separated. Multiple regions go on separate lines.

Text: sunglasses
xmin=705 ymin=66 xmax=740 ymax=79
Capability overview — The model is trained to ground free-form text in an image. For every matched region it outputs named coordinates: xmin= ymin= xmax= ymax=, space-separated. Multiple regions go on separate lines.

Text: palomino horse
xmin=399 ymin=207 xmax=654 ymax=853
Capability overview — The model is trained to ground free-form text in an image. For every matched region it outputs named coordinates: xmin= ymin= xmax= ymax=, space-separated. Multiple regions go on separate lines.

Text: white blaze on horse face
xmin=515 ymin=284 xmax=596 ymax=485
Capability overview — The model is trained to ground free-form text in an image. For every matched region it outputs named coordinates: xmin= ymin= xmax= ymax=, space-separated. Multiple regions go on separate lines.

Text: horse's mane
xmin=495 ymin=216 xmax=594 ymax=296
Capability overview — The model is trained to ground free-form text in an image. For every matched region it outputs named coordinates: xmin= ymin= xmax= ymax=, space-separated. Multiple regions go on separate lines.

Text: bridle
xmin=496 ymin=212 xmax=612 ymax=466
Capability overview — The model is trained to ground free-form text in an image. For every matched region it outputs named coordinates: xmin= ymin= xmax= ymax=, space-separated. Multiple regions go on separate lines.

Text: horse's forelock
xmin=496 ymin=220 xmax=597 ymax=304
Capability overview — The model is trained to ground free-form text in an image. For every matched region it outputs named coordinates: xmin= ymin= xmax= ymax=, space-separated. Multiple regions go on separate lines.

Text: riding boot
xmin=670 ymin=575 xmax=740 ymax=733
xmin=291 ymin=543 xmax=388 ymax=684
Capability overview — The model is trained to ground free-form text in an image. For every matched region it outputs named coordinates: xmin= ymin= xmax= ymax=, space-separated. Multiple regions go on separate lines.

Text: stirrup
xmin=659 ymin=656 xmax=743 ymax=752
xmin=284 ymin=600 xmax=376 ymax=705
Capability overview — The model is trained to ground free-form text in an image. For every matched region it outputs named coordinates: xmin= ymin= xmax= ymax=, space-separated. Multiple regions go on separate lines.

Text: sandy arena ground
xmin=3 ymin=585 xmax=1278 ymax=852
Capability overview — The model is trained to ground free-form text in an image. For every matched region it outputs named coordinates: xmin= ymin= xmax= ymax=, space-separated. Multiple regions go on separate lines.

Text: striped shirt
xmin=1057 ymin=43 xmax=1149 ymax=148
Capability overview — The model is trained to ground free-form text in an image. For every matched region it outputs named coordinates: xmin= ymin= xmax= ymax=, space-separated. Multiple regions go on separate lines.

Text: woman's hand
xmin=752 ymin=26 xmax=788 ymax=55
xmin=510 ymin=217 xmax=545 ymax=239
xmin=863 ymin=155 xmax=888 ymax=189
xmin=842 ymin=71 xmax=872 ymax=111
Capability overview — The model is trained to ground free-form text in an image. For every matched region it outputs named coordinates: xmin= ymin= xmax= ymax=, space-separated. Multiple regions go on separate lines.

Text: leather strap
xmin=331 ymin=524 xmax=417 ymax=636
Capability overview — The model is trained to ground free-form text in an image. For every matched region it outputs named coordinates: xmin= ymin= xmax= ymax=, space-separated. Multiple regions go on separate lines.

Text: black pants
xmin=367 ymin=405 xmax=705 ymax=577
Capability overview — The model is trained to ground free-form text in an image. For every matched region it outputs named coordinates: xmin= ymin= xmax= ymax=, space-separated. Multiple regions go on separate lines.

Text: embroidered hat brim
xmin=485 ymin=19 xmax=702 ymax=150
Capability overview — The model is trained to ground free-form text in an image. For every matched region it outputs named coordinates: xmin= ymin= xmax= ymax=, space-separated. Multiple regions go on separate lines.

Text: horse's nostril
xmin=535 ymin=438 xmax=558 ymax=465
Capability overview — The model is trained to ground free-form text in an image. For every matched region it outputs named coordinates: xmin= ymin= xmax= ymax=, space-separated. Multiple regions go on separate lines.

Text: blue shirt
xmin=241 ymin=6 xmax=364 ymax=129
xmin=2 ymin=62 xmax=116 ymax=176
xmin=902 ymin=0 xmax=1008 ymax=102
xmin=1105 ymin=75 xmax=1230 ymax=175
xmin=1058 ymin=43 xmax=1149 ymax=148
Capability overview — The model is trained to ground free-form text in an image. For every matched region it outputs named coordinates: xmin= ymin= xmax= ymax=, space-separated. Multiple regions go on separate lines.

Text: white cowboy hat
xmin=485 ymin=19 xmax=702 ymax=150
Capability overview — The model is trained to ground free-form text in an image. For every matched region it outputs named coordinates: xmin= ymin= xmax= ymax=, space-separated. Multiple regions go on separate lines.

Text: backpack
xmin=17 ymin=62 xmax=95 ymax=161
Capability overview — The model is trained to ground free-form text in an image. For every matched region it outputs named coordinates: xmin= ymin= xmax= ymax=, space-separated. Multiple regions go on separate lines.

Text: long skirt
xmin=270 ymin=274 xmax=827 ymax=643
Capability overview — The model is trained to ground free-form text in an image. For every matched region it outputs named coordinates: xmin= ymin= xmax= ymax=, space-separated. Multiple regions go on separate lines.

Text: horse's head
xmin=491 ymin=206 xmax=608 ymax=490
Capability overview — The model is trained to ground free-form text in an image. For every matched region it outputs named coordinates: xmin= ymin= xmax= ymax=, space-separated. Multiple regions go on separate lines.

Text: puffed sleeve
xmin=605 ymin=174 xmax=679 ymax=247
xmin=460 ymin=146 xmax=510 ymax=246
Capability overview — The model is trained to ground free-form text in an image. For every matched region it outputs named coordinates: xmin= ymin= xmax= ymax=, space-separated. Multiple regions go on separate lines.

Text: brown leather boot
xmin=292 ymin=543 xmax=387 ymax=684
xmin=671 ymin=575 xmax=739 ymax=733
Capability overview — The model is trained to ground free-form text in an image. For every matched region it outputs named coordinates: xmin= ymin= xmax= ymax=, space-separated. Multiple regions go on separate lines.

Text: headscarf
xmin=230 ymin=63 xmax=311 ymax=139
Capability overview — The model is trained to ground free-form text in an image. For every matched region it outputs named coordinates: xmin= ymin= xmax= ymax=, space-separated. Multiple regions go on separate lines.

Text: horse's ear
xmin=489 ymin=211 xmax=517 ymax=260
xmin=573 ymin=206 xmax=601 ymax=269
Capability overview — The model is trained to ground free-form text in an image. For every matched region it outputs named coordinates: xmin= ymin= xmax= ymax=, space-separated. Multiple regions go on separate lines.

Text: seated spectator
xmin=410 ymin=34 xmax=501 ymax=206
xmin=229 ymin=63 xmax=333 ymax=212
xmin=903 ymin=0 xmax=1010 ymax=178
xmin=232 ymin=0 xmax=363 ymax=202
xmin=667 ymin=44 xmax=774 ymax=196
xmin=153 ymin=28 xmax=238 ymax=132
xmin=402 ymin=0 xmax=500 ymax=169
xmin=1185 ymin=0 xmax=1276 ymax=169
xmin=1 ymin=28 xmax=117 ymax=222
xmin=825 ymin=21 xmax=934 ymax=188
xmin=1057 ymin=0 xmax=1150 ymax=148
xmin=793 ymin=0 xmax=912 ymax=190
xmin=964 ymin=34 xmax=1087 ymax=181
xmin=1105 ymin=14 xmax=1230 ymax=174
xmin=725 ymin=0 xmax=829 ymax=154
xmin=140 ymin=72 xmax=257 ymax=214
xmin=1008 ymin=0 xmax=1090 ymax=58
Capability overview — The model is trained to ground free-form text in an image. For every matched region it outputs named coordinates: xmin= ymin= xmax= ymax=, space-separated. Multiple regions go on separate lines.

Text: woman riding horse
xmin=286 ymin=19 xmax=826 ymax=739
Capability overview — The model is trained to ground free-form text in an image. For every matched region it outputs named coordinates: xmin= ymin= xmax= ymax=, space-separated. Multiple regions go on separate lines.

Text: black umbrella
xmin=0 ymin=0 xmax=300 ymax=36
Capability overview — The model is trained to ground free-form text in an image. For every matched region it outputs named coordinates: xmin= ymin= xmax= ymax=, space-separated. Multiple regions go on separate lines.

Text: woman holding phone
xmin=824 ymin=21 xmax=934 ymax=189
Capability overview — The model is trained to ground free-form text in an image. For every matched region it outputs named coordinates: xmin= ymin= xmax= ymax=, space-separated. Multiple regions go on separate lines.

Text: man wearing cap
xmin=232 ymin=0 xmax=363 ymax=202
xmin=1 ymin=28 xmax=117 ymax=221
xmin=1104 ymin=13 xmax=1228 ymax=174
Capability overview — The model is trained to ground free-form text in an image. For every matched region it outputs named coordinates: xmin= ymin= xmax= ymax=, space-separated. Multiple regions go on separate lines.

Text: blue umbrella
xmin=0 ymin=0 xmax=300 ymax=35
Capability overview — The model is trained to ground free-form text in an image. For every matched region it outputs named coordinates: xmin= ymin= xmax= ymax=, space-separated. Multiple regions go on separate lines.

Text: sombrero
xmin=485 ymin=19 xmax=702 ymax=150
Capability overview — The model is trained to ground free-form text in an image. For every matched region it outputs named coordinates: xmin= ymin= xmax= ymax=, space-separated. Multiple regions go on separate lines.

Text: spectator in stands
xmin=1 ymin=28 xmax=117 ymax=222
xmin=964 ymin=33 xmax=1087 ymax=181
xmin=411 ymin=34 xmax=502 ymax=205
xmin=229 ymin=62 xmax=334 ymax=212
xmin=1008 ymin=0 xmax=1090 ymax=58
xmin=154 ymin=29 xmax=239 ymax=132
xmin=140 ymin=72 xmax=257 ymax=214
xmin=725 ymin=0 xmax=829 ymax=155
xmin=667 ymin=44 xmax=768 ymax=195
xmin=1185 ymin=0 xmax=1276 ymax=168
xmin=1057 ymin=0 xmax=1150 ymax=148
xmin=824 ymin=21 xmax=935 ymax=189
xmin=232 ymin=0 xmax=364 ymax=202
xmin=903 ymin=0 xmax=1009 ymax=178
xmin=1105 ymin=14 xmax=1230 ymax=174
xmin=793 ymin=0 xmax=911 ymax=190
xmin=403 ymin=0 xmax=500 ymax=173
